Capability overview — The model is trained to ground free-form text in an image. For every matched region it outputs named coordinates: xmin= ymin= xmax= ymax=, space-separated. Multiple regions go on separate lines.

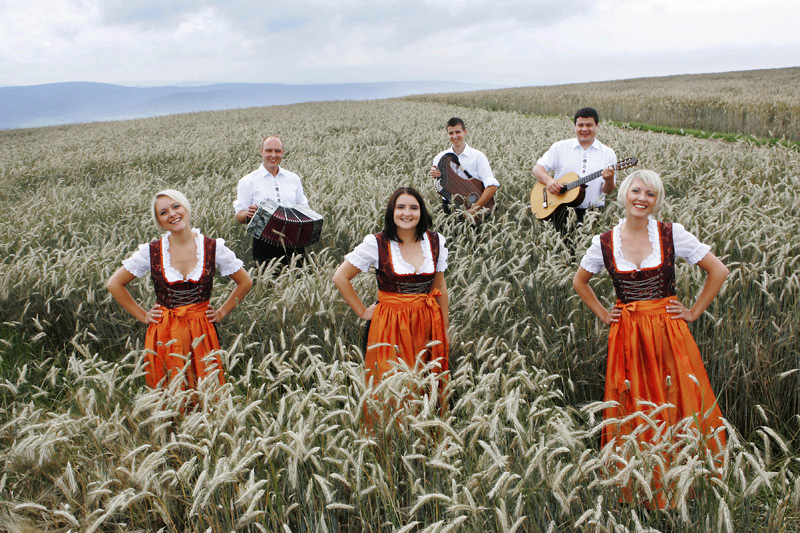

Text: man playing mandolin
xmin=533 ymin=107 xmax=617 ymax=235
xmin=430 ymin=117 xmax=499 ymax=218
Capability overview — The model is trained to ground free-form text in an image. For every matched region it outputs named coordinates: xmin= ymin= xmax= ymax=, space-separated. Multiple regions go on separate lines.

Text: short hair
xmin=446 ymin=117 xmax=466 ymax=130
xmin=151 ymin=189 xmax=191 ymax=231
xmin=383 ymin=187 xmax=433 ymax=243
xmin=574 ymin=107 xmax=600 ymax=124
xmin=261 ymin=135 xmax=284 ymax=150
xmin=616 ymin=170 xmax=665 ymax=214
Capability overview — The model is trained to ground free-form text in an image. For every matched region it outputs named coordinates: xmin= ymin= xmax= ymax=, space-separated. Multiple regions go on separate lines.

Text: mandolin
xmin=530 ymin=157 xmax=638 ymax=220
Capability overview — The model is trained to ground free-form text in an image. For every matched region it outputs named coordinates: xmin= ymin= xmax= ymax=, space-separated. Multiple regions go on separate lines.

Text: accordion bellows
xmin=247 ymin=199 xmax=324 ymax=248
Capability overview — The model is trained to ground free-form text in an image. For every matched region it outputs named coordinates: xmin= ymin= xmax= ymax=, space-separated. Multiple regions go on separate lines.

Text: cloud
xmin=0 ymin=0 xmax=796 ymax=86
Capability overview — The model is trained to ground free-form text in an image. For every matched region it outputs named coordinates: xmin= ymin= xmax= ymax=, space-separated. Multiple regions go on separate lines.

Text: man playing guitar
xmin=430 ymin=117 xmax=499 ymax=218
xmin=533 ymin=107 xmax=616 ymax=235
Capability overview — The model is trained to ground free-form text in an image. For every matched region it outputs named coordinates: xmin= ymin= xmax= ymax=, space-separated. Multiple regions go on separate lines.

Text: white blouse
xmin=345 ymin=232 xmax=448 ymax=274
xmin=580 ymin=218 xmax=711 ymax=274
xmin=122 ymin=229 xmax=244 ymax=281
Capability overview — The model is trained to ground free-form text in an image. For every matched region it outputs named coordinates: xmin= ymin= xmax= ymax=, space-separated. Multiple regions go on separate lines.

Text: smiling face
xmin=154 ymin=195 xmax=190 ymax=232
xmin=624 ymin=178 xmax=658 ymax=219
xmin=574 ymin=116 xmax=599 ymax=147
xmin=446 ymin=124 xmax=467 ymax=150
xmin=393 ymin=193 xmax=421 ymax=231
xmin=260 ymin=136 xmax=284 ymax=172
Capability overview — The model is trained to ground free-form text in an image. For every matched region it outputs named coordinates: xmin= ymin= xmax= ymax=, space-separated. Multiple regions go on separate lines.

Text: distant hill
xmin=0 ymin=81 xmax=500 ymax=130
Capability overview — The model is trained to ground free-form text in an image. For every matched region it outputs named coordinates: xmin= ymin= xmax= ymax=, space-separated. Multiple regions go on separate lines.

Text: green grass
xmin=610 ymin=121 xmax=800 ymax=148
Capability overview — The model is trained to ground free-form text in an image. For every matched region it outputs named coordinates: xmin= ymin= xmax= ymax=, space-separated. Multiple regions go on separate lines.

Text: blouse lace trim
xmin=612 ymin=217 xmax=662 ymax=272
xmin=389 ymin=233 xmax=435 ymax=274
xmin=162 ymin=228 xmax=204 ymax=281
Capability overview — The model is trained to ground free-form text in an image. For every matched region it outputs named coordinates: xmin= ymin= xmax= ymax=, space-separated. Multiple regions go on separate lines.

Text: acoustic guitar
xmin=530 ymin=157 xmax=638 ymax=220
xmin=435 ymin=153 xmax=495 ymax=215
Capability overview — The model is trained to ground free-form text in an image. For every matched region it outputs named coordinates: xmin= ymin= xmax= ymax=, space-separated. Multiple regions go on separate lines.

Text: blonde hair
xmin=151 ymin=189 xmax=191 ymax=230
xmin=616 ymin=169 xmax=665 ymax=214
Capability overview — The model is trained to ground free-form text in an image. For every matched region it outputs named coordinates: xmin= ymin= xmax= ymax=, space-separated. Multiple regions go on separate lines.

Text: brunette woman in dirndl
xmin=573 ymin=170 xmax=728 ymax=506
xmin=333 ymin=187 xmax=449 ymax=419
xmin=107 ymin=190 xmax=252 ymax=392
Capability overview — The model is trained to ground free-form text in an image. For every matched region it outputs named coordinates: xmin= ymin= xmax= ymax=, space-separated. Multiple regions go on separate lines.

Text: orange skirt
xmin=144 ymin=302 xmax=225 ymax=389
xmin=602 ymin=296 xmax=725 ymax=452
xmin=365 ymin=290 xmax=449 ymax=385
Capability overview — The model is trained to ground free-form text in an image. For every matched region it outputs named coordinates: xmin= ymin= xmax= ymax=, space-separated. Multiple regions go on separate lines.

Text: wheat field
xmin=1 ymin=98 xmax=799 ymax=531
xmin=406 ymin=67 xmax=800 ymax=142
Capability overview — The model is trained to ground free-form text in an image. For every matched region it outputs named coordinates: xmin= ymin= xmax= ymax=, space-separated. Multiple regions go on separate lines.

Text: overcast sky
xmin=1 ymin=0 xmax=797 ymax=87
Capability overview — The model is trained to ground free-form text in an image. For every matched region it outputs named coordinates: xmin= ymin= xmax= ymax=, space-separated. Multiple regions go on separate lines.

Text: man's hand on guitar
xmin=546 ymin=178 xmax=563 ymax=195
xmin=601 ymin=166 xmax=616 ymax=193
xmin=429 ymin=166 xmax=441 ymax=178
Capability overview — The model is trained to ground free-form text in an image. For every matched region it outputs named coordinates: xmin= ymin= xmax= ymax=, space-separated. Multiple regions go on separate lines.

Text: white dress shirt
xmin=536 ymin=138 xmax=616 ymax=208
xmin=233 ymin=164 xmax=309 ymax=212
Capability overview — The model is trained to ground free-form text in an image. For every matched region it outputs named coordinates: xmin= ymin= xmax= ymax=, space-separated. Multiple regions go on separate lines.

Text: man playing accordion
xmin=234 ymin=135 xmax=312 ymax=267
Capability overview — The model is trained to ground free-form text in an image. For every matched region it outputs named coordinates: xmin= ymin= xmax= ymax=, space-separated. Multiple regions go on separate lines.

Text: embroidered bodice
xmin=375 ymin=231 xmax=440 ymax=294
xmin=150 ymin=236 xmax=216 ymax=308
xmin=600 ymin=221 xmax=676 ymax=303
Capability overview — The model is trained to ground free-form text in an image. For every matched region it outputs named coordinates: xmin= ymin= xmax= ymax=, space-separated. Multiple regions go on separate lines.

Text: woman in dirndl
xmin=573 ymin=170 xmax=728 ymax=505
xmin=333 ymin=187 xmax=449 ymax=406
xmin=107 ymin=190 xmax=252 ymax=391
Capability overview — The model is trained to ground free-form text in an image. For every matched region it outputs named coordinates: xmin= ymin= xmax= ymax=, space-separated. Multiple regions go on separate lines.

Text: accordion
xmin=246 ymin=199 xmax=324 ymax=248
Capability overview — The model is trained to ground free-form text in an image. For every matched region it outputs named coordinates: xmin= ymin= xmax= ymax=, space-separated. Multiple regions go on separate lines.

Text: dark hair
xmin=446 ymin=117 xmax=466 ymax=130
xmin=573 ymin=107 xmax=600 ymax=124
xmin=383 ymin=187 xmax=432 ymax=243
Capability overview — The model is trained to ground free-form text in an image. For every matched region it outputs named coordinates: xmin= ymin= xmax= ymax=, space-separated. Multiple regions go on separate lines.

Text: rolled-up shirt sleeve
xmin=295 ymin=180 xmax=310 ymax=208
xmin=536 ymin=144 xmax=558 ymax=172
xmin=476 ymin=154 xmax=499 ymax=188
xmin=233 ymin=178 xmax=253 ymax=213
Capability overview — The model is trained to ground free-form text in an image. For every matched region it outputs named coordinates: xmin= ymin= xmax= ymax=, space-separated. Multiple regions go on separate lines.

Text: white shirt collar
xmin=448 ymin=143 xmax=472 ymax=156
xmin=570 ymin=138 xmax=600 ymax=151
xmin=258 ymin=163 xmax=284 ymax=178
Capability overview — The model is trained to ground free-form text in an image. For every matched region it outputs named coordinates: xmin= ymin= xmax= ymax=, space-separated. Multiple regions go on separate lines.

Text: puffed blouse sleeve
xmin=672 ymin=223 xmax=711 ymax=264
xmin=345 ymin=234 xmax=379 ymax=272
xmin=121 ymin=243 xmax=151 ymax=278
xmin=578 ymin=235 xmax=605 ymax=274
xmin=215 ymin=238 xmax=244 ymax=276
xmin=436 ymin=233 xmax=448 ymax=272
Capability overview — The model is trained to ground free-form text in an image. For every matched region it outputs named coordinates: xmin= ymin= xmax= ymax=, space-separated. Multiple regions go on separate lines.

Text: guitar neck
xmin=564 ymin=168 xmax=605 ymax=191
xmin=562 ymin=158 xmax=636 ymax=191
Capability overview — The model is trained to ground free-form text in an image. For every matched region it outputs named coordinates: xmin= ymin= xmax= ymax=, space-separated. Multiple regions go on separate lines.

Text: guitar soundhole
xmin=468 ymin=192 xmax=479 ymax=203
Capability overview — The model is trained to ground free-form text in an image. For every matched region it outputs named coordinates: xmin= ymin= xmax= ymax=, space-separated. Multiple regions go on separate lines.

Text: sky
xmin=1 ymin=0 xmax=798 ymax=88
